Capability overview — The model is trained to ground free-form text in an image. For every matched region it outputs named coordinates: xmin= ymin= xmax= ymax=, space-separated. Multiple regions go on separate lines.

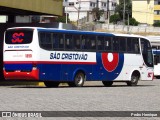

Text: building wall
xmin=132 ymin=0 xmax=154 ymax=25
xmin=154 ymin=4 xmax=160 ymax=22
xmin=65 ymin=0 xmax=96 ymax=21
xmin=64 ymin=0 xmax=117 ymax=22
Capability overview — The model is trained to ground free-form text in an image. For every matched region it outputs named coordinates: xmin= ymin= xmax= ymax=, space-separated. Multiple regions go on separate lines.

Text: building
xmin=64 ymin=0 xmax=117 ymax=23
xmin=132 ymin=0 xmax=160 ymax=25
xmin=0 ymin=0 xmax=63 ymax=23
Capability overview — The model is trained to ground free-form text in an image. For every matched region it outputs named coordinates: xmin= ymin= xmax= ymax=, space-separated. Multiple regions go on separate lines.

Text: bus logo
xmin=12 ymin=32 xmax=24 ymax=43
xmin=102 ymin=53 xmax=119 ymax=72
xmin=102 ymin=53 xmax=124 ymax=80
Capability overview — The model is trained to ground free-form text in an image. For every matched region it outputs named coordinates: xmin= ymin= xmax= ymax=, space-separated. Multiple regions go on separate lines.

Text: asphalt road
xmin=0 ymin=79 xmax=159 ymax=120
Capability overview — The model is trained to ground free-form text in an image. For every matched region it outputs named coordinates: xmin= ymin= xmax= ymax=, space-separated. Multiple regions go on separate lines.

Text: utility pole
xmin=127 ymin=11 xmax=129 ymax=33
xmin=123 ymin=0 xmax=125 ymax=24
xmin=77 ymin=0 xmax=81 ymax=28
xmin=96 ymin=0 xmax=99 ymax=8
xmin=107 ymin=0 xmax=110 ymax=25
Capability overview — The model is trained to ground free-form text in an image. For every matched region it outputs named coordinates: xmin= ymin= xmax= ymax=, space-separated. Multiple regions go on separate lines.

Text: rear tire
xmin=127 ymin=75 xmax=139 ymax=86
xmin=102 ymin=81 xmax=113 ymax=87
xmin=44 ymin=81 xmax=60 ymax=88
xmin=68 ymin=72 xmax=85 ymax=87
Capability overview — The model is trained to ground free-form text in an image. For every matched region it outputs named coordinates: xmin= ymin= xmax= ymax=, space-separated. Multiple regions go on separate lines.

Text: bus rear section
xmin=3 ymin=28 xmax=39 ymax=80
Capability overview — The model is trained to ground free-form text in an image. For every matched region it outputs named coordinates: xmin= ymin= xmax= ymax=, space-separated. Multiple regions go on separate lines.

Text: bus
xmin=147 ymin=36 xmax=160 ymax=78
xmin=3 ymin=27 xmax=154 ymax=87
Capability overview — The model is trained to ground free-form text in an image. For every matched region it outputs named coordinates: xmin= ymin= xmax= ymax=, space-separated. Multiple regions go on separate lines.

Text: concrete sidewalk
xmin=0 ymin=80 xmax=45 ymax=86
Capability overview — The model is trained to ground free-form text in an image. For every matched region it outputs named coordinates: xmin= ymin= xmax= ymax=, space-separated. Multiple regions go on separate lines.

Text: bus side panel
xmin=39 ymin=64 xmax=93 ymax=81
xmin=92 ymin=53 xmax=106 ymax=80
xmin=61 ymin=64 xmax=93 ymax=81
xmin=93 ymin=53 xmax=124 ymax=81
xmin=38 ymin=64 xmax=61 ymax=81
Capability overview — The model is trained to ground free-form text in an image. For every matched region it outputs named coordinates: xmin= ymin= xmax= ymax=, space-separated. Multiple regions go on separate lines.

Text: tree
xmin=56 ymin=15 xmax=70 ymax=23
xmin=110 ymin=14 xmax=120 ymax=24
xmin=115 ymin=0 xmax=132 ymax=20
xmin=91 ymin=7 xmax=104 ymax=22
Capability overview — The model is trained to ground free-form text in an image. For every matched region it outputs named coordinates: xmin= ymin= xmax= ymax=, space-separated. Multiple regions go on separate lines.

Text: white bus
xmin=3 ymin=27 xmax=154 ymax=87
xmin=147 ymin=36 xmax=160 ymax=78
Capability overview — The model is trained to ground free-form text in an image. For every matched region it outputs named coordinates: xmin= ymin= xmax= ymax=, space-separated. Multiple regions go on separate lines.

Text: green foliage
xmin=91 ymin=8 xmax=104 ymax=22
xmin=153 ymin=21 xmax=160 ymax=27
xmin=115 ymin=0 xmax=132 ymax=20
xmin=125 ymin=18 xmax=139 ymax=26
xmin=110 ymin=14 xmax=120 ymax=24
xmin=56 ymin=16 xmax=70 ymax=23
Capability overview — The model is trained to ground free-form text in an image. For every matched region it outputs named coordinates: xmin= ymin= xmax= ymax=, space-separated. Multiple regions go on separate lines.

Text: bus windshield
xmin=141 ymin=38 xmax=154 ymax=67
xmin=5 ymin=29 xmax=33 ymax=44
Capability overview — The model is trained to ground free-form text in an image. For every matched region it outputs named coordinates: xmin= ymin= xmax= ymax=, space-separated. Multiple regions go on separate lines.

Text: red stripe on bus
xmin=4 ymin=61 xmax=97 ymax=65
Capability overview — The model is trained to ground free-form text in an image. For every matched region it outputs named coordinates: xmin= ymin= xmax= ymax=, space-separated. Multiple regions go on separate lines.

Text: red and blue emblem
xmin=102 ymin=53 xmax=124 ymax=80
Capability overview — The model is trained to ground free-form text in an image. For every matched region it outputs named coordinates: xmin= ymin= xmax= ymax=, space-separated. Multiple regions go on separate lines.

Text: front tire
xmin=68 ymin=72 xmax=85 ymax=87
xmin=102 ymin=81 xmax=113 ymax=87
xmin=44 ymin=81 xmax=60 ymax=88
xmin=127 ymin=75 xmax=139 ymax=86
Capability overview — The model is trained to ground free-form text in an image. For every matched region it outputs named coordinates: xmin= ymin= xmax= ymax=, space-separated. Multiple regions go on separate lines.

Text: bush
xmin=153 ymin=21 xmax=160 ymax=27
xmin=109 ymin=14 xmax=120 ymax=24
xmin=125 ymin=18 xmax=139 ymax=26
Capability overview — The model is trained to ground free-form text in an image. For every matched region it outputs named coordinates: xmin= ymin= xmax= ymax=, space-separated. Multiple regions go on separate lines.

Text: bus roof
xmin=6 ymin=27 xmax=149 ymax=39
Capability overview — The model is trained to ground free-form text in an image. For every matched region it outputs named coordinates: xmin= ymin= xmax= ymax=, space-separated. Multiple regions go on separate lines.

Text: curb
xmin=0 ymin=81 xmax=45 ymax=86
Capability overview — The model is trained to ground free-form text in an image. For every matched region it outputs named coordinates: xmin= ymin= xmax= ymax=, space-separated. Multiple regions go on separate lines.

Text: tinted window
xmin=119 ymin=37 xmax=126 ymax=52
xmin=141 ymin=38 xmax=153 ymax=67
xmin=65 ymin=34 xmax=73 ymax=50
xmin=39 ymin=32 xmax=52 ymax=50
xmin=5 ymin=29 xmax=33 ymax=44
xmin=97 ymin=36 xmax=104 ymax=51
xmin=81 ymin=35 xmax=89 ymax=50
xmin=73 ymin=35 xmax=81 ymax=50
xmin=127 ymin=37 xmax=140 ymax=53
xmin=112 ymin=37 xmax=119 ymax=52
xmin=104 ymin=37 xmax=112 ymax=51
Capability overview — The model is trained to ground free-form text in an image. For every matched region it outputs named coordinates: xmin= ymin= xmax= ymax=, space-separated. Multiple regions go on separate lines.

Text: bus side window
xmin=52 ymin=34 xmax=59 ymax=49
xmin=119 ymin=37 xmax=126 ymax=52
xmin=59 ymin=34 xmax=64 ymax=49
xmin=90 ymin=37 xmax=96 ymax=50
xmin=39 ymin=32 xmax=45 ymax=46
xmin=105 ymin=37 xmax=112 ymax=51
xmin=127 ymin=37 xmax=140 ymax=53
xmin=97 ymin=36 xmax=104 ymax=51
xmin=39 ymin=32 xmax=52 ymax=50
xmin=45 ymin=33 xmax=52 ymax=50
xmin=112 ymin=37 xmax=119 ymax=52
xmin=132 ymin=38 xmax=140 ymax=53
xmin=127 ymin=38 xmax=132 ymax=52
xmin=73 ymin=35 xmax=81 ymax=50
xmin=65 ymin=34 xmax=73 ymax=50
xmin=81 ymin=35 xmax=87 ymax=50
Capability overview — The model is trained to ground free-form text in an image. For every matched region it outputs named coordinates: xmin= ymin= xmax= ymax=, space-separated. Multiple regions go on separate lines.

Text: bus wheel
xmin=44 ymin=81 xmax=60 ymax=88
xmin=127 ymin=75 xmax=139 ymax=86
xmin=68 ymin=72 xmax=85 ymax=87
xmin=102 ymin=81 xmax=113 ymax=87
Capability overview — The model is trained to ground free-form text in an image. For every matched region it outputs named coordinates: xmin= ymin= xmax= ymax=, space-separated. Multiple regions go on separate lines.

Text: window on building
xmin=69 ymin=2 xmax=74 ymax=6
xmin=102 ymin=2 xmax=106 ymax=7
xmin=90 ymin=2 xmax=96 ymax=7
xmin=155 ymin=0 xmax=160 ymax=5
